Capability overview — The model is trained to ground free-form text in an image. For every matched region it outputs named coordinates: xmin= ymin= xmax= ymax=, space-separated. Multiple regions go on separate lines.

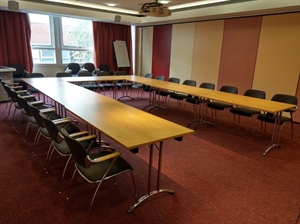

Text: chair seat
xmin=156 ymin=89 xmax=173 ymax=96
xmin=132 ymin=83 xmax=142 ymax=89
xmin=186 ymin=97 xmax=207 ymax=105
xmin=14 ymin=102 xmax=21 ymax=109
xmin=53 ymin=140 xmax=71 ymax=155
xmin=170 ymin=93 xmax=189 ymax=100
xmin=28 ymin=116 xmax=38 ymax=125
xmin=257 ymin=114 xmax=291 ymax=125
xmin=80 ymin=84 xmax=99 ymax=91
xmin=76 ymin=151 xmax=133 ymax=182
xmin=99 ymin=83 xmax=115 ymax=88
xmin=40 ymin=127 xmax=50 ymax=137
xmin=230 ymin=107 xmax=260 ymax=117
xmin=208 ymin=102 xmax=232 ymax=110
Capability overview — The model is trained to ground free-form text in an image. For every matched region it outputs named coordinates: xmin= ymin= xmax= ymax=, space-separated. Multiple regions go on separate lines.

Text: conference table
xmin=22 ymin=77 xmax=194 ymax=213
xmin=60 ymin=75 xmax=297 ymax=156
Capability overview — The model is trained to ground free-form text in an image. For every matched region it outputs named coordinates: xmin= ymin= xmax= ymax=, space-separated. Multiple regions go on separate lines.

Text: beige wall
xmin=191 ymin=20 xmax=224 ymax=86
xmin=170 ymin=23 xmax=195 ymax=83
xmin=137 ymin=12 xmax=300 ymax=121
xmin=140 ymin=27 xmax=153 ymax=76
xmin=253 ymin=13 xmax=300 ymax=99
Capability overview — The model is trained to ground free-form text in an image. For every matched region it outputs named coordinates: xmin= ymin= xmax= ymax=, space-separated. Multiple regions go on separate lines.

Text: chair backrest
xmin=271 ymin=94 xmax=297 ymax=112
xmin=96 ymin=71 xmax=110 ymax=76
xmin=99 ymin=65 xmax=111 ymax=73
xmin=8 ymin=87 xmax=23 ymax=103
xmin=199 ymin=82 xmax=215 ymax=90
xmin=60 ymin=128 xmax=88 ymax=168
xmin=155 ymin=75 xmax=165 ymax=81
xmin=78 ymin=71 xmax=92 ymax=77
xmin=244 ymin=89 xmax=266 ymax=99
xmin=168 ymin=77 xmax=180 ymax=84
xmin=114 ymin=71 xmax=126 ymax=75
xmin=144 ymin=73 xmax=153 ymax=79
xmin=65 ymin=63 xmax=81 ymax=75
xmin=26 ymin=73 xmax=44 ymax=78
xmin=28 ymin=103 xmax=45 ymax=127
xmin=82 ymin=63 xmax=95 ymax=73
xmin=56 ymin=72 xmax=72 ymax=77
xmin=17 ymin=94 xmax=34 ymax=116
xmin=8 ymin=65 xmax=27 ymax=78
xmin=182 ymin=79 xmax=197 ymax=87
xmin=219 ymin=85 xmax=238 ymax=94
xmin=39 ymin=112 xmax=61 ymax=143
xmin=3 ymin=84 xmax=14 ymax=99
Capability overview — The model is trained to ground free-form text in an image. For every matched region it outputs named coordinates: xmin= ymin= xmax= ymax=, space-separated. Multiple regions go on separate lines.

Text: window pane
xmin=31 ymin=49 xmax=55 ymax=63
xmin=62 ymin=50 xmax=93 ymax=63
xmin=29 ymin=14 xmax=51 ymax=46
xmin=61 ymin=17 xmax=93 ymax=48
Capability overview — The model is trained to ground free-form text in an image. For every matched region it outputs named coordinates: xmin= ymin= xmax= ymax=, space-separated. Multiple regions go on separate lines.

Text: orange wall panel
xmin=218 ymin=16 xmax=262 ymax=94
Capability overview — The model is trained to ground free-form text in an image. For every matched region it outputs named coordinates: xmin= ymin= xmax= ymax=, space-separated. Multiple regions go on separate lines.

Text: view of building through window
xmin=29 ymin=13 xmax=93 ymax=64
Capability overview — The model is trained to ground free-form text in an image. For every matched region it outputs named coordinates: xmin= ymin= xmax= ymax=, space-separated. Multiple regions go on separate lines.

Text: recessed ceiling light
xmin=160 ymin=1 xmax=169 ymax=3
xmin=107 ymin=3 xmax=115 ymax=7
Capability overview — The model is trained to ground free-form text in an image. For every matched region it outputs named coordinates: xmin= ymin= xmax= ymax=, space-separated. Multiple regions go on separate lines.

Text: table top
xmin=0 ymin=66 xmax=16 ymax=72
xmin=24 ymin=75 xmax=297 ymax=114
xmin=128 ymin=76 xmax=297 ymax=114
xmin=22 ymin=78 xmax=194 ymax=149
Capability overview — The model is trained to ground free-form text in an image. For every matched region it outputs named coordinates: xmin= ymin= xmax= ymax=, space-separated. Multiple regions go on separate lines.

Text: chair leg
xmin=12 ymin=108 xmax=17 ymax=122
xmin=252 ymin=119 xmax=258 ymax=136
xmin=45 ymin=142 xmax=54 ymax=172
xmin=34 ymin=132 xmax=43 ymax=154
xmin=66 ymin=169 xmax=77 ymax=200
xmin=88 ymin=181 xmax=104 ymax=220
xmin=291 ymin=121 xmax=294 ymax=140
xmin=59 ymin=155 xmax=72 ymax=194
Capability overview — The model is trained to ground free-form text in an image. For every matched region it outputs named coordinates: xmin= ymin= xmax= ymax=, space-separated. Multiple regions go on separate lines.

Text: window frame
xmin=29 ymin=13 xmax=94 ymax=65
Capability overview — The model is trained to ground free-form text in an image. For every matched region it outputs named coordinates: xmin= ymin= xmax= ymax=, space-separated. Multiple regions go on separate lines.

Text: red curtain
xmin=93 ymin=22 xmax=132 ymax=75
xmin=0 ymin=10 xmax=33 ymax=72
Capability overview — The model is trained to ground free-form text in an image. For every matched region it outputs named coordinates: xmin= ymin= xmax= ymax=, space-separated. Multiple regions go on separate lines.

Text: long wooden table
xmin=60 ymin=75 xmax=297 ymax=156
xmin=22 ymin=77 xmax=194 ymax=213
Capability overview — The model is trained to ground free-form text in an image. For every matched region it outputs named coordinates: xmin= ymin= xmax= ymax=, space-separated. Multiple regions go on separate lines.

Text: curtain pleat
xmin=0 ymin=10 xmax=33 ymax=72
xmin=93 ymin=22 xmax=132 ymax=75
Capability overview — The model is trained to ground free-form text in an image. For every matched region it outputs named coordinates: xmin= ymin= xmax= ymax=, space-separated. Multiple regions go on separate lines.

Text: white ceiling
xmin=0 ymin=0 xmax=299 ymax=26
xmin=74 ymin=0 xmax=203 ymax=12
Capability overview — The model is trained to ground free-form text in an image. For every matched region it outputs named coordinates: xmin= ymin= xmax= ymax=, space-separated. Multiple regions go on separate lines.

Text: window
xmin=61 ymin=17 xmax=93 ymax=63
xmin=30 ymin=14 xmax=55 ymax=63
xmin=29 ymin=13 xmax=94 ymax=64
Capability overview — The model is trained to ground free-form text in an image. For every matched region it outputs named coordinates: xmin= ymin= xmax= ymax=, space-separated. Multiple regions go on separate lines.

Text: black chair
xmin=186 ymin=82 xmax=215 ymax=127
xmin=228 ymin=89 xmax=266 ymax=133
xmin=99 ymin=65 xmax=111 ymax=74
xmin=81 ymin=62 xmax=96 ymax=73
xmin=60 ymin=128 xmax=137 ymax=221
xmin=131 ymin=73 xmax=153 ymax=98
xmin=8 ymin=64 xmax=28 ymax=89
xmin=142 ymin=75 xmax=165 ymax=94
xmin=207 ymin=85 xmax=238 ymax=123
xmin=64 ymin=63 xmax=81 ymax=76
xmin=77 ymin=71 xmax=99 ymax=92
xmin=96 ymin=71 xmax=115 ymax=95
xmin=25 ymin=73 xmax=44 ymax=94
xmin=39 ymin=112 xmax=108 ymax=192
xmin=27 ymin=102 xmax=63 ymax=154
xmin=16 ymin=94 xmax=45 ymax=138
xmin=155 ymin=77 xmax=180 ymax=107
xmin=170 ymin=79 xmax=197 ymax=110
xmin=6 ymin=85 xmax=30 ymax=122
xmin=253 ymin=94 xmax=298 ymax=143
xmin=1 ymin=79 xmax=21 ymax=114
xmin=56 ymin=72 xmax=72 ymax=77
xmin=115 ymin=71 xmax=133 ymax=99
